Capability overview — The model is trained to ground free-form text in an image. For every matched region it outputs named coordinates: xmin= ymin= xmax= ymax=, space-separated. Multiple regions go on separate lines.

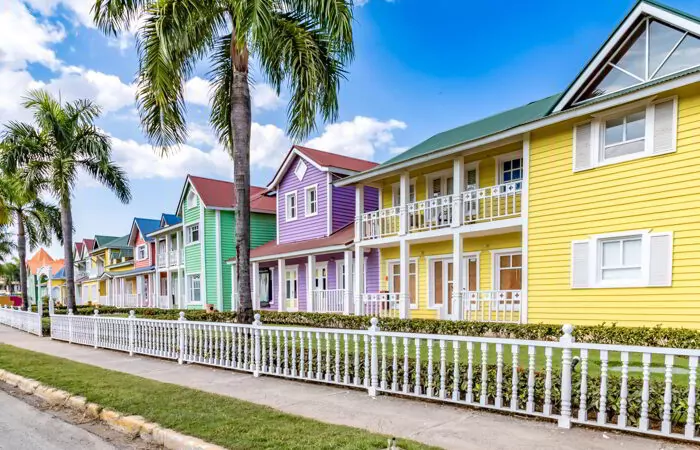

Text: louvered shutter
xmin=573 ymin=122 xmax=593 ymax=171
xmin=652 ymin=99 xmax=676 ymax=155
xmin=648 ymin=232 xmax=673 ymax=287
xmin=571 ymin=240 xmax=590 ymax=288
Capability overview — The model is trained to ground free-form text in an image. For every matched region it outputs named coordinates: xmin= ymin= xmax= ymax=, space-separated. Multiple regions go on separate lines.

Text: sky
xmin=3 ymin=0 xmax=700 ymax=260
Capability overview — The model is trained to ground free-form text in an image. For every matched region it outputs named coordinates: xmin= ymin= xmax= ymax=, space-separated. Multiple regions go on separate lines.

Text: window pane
xmin=602 ymin=267 xmax=642 ymax=280
xmin=605 ymin=117 xmax=625 ymax=145
xmin=623 ymin=239 xmax=642 ymax=265
xmin=500 ymin=255 xmax=511 ymax=268
xmin=434 ymin=262 xmax=443 ymax=305
xmin=582 ymin=66 xmax=640 ymax=101
xmin=655 ymin=33 xmax=700 ymax=79
xmin=604 ymin=139 xmax=645 ymax=159
xmin=625 ymin=111 xmax=646 ymax=140
xmin=500 ymin=269 xmax=522 ymax=290
xmin=409 ymin=274 xmax=417 ymax=305
xmin=649 ymin=20 xmax=685 ymax=76
xmin=512 ymin=254 xmax=522 ymax=267
xmin=503 ymin=172 xmax=511 ymax=182
xmin=511 ymin=158 xmax=521 ymax=169
xmin=602 ymin=241 xmax=621 ymax=267
xmin=615 ymin=26 xmax=647 ymax=79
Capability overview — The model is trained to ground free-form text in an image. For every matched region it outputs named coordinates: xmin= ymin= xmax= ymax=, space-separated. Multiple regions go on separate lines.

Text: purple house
xmin=245 ymin=146 xmax=380 ymax=313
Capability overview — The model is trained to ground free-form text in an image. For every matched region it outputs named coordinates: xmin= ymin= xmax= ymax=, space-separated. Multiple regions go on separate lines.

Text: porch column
xmin=306 ymin=255 xmax=315 ymax=312
xmin=165 ymin=235 xmax=171 ymax=267
xmin=354 ymin=186 xmax=364 ymax=242
xmin=106 ymin=279 xmax=111 ymax=306
xmin=176 ymin=232 xmax=182 ymax=266
xmin=251 ymin=262 xmax=260 ymax=310
xmin=155 ymin=267 xmax=161 ymax=301
xmin=399 ymin=172 xmax=410 ymax=236
xmin=452 ymin=232 xmax=464 ymax=321
xmin=399 ymin=240 xmax=411 ymax=319
xmin=277 ymin=259 xmax=286 ymax=312
xmin=178 ymin=270 xmax=183 ymax=308
xmin=343 ymin=250 xmax=353 ymax=315
xmin=452 ymin=157 xmax=464 ymax=227
xmin=166 ymin=270 xmax=172 ymax=309
xmin=353 ymin=245 xmax=364 ymax=315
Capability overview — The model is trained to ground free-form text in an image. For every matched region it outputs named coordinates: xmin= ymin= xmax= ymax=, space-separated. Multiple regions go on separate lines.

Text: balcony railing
xmin=74 ymin=270 xmax=88 ymax=280
xmin=169 ymin=250 xmax=178 ymax=266
xmin=157 ymin=254 xmax=166 ymax=268
xmin=311 ymin=289 xmax=346 ymax=313
xmin=458 ymin=290 xmax=522 ymax=323
xmin=360 ymin=293 xmax=400 ymax=318
xmin=359 ymin=182 xmax=522 ymax=240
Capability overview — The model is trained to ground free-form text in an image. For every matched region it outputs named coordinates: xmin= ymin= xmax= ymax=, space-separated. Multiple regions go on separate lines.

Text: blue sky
xmin=3 ymin=0 xmax=700 ymax=259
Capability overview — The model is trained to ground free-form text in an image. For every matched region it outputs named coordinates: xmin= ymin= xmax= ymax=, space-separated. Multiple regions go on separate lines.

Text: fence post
xmin=128 ymin=310 xmax=135 ymax=356
xmin=68 ymin=309 xmax=74 ymax=344
xmin=177 ymin=311 xmax=186 ymax=364
xmin=93 ymin=309 xmax=99 ymax=348
xmin=253 ymin=313 xmax=262 ymax=377
xmin=558 ymin=323 xmax=574 ymax=429
xmin=36 ymin=296 xmax=43 ymax=336
xmin=368 ymin=317 xmax=379 ymax=397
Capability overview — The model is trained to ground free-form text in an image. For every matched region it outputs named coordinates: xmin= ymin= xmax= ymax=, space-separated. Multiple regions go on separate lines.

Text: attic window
xmin=294 ymin=160 xmax=307 ymax=181
xmin=187 ymin=190 xmax=198 ymax=209
xmin=575 ymin=18 xmax=700 ymax=104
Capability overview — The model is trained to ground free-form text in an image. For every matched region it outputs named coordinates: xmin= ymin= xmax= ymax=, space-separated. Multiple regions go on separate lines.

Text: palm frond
xmin=92 ymin=0 xmax=151 ymax=35
xmin=208 ymin=33 xmax=233 ymax=149
xmin=79 ymin=157 xmax=132 ymax=204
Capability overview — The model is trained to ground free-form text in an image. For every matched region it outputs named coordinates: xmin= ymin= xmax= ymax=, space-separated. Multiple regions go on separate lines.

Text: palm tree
xmin=0 ymin=259 xmax=20 ymax=294
xmin=0 ymin=227 xmax=15 ymax=262
xmin=0 ymin=90 xmax=132 ymax=310
xmin=0 ymin=175 xmax=61 ymax=309
xmin=93 ymin=0 xmax=354 ymax=322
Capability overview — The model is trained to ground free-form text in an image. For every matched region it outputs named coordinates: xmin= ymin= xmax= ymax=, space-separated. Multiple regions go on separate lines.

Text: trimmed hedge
xmin=38 ymin=305 xmax=700 ymax=349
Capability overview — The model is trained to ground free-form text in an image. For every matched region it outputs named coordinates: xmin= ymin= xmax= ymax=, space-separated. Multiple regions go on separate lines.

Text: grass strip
xmin=0 ymin=344 xmax=438 ymax=450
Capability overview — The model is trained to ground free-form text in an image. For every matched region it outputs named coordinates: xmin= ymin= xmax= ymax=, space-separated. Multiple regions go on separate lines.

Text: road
xmin=0 ymin=390 xmax=116 ymax=450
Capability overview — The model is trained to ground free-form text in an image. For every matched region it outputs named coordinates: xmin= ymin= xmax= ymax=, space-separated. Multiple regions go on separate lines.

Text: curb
xmin=0 ymin=368 xmax=227 ymax=450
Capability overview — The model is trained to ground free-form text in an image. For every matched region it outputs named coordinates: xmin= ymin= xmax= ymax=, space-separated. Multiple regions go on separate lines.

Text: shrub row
xmin=38 ymin=305 xmax=700 ymax=349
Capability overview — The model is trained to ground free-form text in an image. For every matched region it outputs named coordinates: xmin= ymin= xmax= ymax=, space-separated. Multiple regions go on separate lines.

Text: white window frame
xmin=425 ymin=169 xmax=454 ymax=200
xmin=490 ymin=248 xmax=523 ymax=312
xmin=186 ymin=190 xmax=198 ymax=209
xmin=185 ymin=223 xmax=200 ymax=246
xmin=386 ymin=258 xmax=419 ymax=309
xmin=285 ymin=191 xmax=298 ymax=222
xmin=391 ymin=179 xmax=416 ymax=207
xmin=336 ymin=260 xmax=346 ymax=291
xmin=304 ymin=184 xmax=318 ymax=217
xmin=136 ymin=244 xmax=148 ymax=261
xmin=284 ymin=265 xmax=299 ymax=312
xmin=313 ymin=261 xmax=328 ymax=290
xmin=426 ymin=253 xmax=480 ymax=310
xmin=590 ymin=230 xmax=651 ymax=288
xmin=187 ymin=274 xmax=202 ymax=303
xmin=495 ymin=151 xmax=524 ymax=186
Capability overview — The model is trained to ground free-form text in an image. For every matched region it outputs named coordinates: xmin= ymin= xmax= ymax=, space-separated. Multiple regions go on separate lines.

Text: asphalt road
xmin=0 ymin=390 xmax=116 ymax=450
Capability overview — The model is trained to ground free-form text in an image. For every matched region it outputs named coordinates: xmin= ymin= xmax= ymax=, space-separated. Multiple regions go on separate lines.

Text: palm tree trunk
xmin=16 ymin=214 xmax=28 ymax=311
xmin=61 ymin=196 xmax=76 ymax=311
xmin=230 ymin=36 xmax=253 ymax=324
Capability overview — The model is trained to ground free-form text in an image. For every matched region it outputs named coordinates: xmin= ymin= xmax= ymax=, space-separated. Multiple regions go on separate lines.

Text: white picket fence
xmin=0 ymin=306 xmax=42 ymax=336
xmin=46 ymin=311 xmax=700 ymax=443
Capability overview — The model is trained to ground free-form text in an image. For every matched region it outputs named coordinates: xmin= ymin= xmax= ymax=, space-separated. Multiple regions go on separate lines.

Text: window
xmin=429 ymin=256 xmax=478 ymax=310
xmin=186 ymin=224 xmax=199 ymax=244
xmin=603 ymin=109 xmax=646 ymax=161
xmin=188 ymin=274 xmax=201 ymax=302
xmin=186 ymin=190 xmax=198 ymax=209
xmin=495 ymin=252 xmax=522 ymax=291
xmin=285 ymin=267 xmax=298 ymax=311
xmin=258 ymin=269 xmax=272 ymax=307
xmin=388 ymin=260 xmax=418 ymax=308
xmin=285 ymin=191 xmax=297 ymax=221
xmin=294 ymin=160 xmax=307 ymax=181
xmin=337 ymin=261 xmax=346 ymax=290
xmin=391 ymin=182 xmax=416 ymax=207
xmin=572 ymin=231 xmax=673 ymax=288
xmin=314 ymin=264 xmax=327 ymax=290
xmin=136 ymin=244 xmax=148 ymax=261
xmin=305 ymin=185 xmax=318 ymax=216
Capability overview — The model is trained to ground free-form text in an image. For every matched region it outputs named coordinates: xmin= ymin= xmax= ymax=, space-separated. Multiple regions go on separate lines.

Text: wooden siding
xmin=220 ymin=211 xmax=235 ymax=311
xmin=132 ymin=231 xmax=154 ymax=269
xmin=278 ymin=155 xmax=328 ymax=244
xmin=183 ymin=185 xmax=200 ymax=224
xmin=203 ymin=208 xmax=218 ymax=306
xmin=251 ymin=213 xmax=276 ymax=248
xmin=528 ymin=84 xmax=700 ymax=328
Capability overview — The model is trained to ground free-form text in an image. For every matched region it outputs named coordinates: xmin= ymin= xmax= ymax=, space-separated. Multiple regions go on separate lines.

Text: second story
xmin=151 ymin=213 xmax=184 ymax=269
xmin=266 ymin=146 xmax=379 ymax=245
xmin=128 ymin=218 xmax=162 ymax=269
xmin=73 ymin=238 xmax=96 ymax=281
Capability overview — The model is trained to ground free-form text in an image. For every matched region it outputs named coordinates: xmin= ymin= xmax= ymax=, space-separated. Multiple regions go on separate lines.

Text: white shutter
xmin=648 ymin=232 xmax=673 ymax=287
xmin=571 ymin=240 xmax=590 ymax=288
xmin=652 ymin=98 xmax=676 ymax=155
xmin=573 ymin=122 xmax=593 ymax=171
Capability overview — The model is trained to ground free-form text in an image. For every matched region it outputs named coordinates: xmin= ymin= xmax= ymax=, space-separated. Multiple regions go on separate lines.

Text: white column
xmin=399 ymin=172 xmax=410 ymax=235
xmin=106 ymin=279 xmax=111 ymax=306
xmin=452 ymin=232 xmax=464 ymax=321
xmin=354 ymin=186 xmax=364 ymax=242
xmin=251 ymin=262 xmax=260 ymax=310
xmin=277 ymin=259 xmax=286 ymax=312
xmin=306 ymin=255 xmax=315 ymax=312
xmin=165 ymin=235 xmax=171 ymax=267
xmin=343 ymin=250 xmax=353 ymax=315
xmin=353 ymin=245 xmax=364 ymax=315
xmin=178 ymin=270 xmax=183 ymax=308
xmin=166 ymin=270 xmax=172 ymax=308
xmin=452 ymin=157 xmax=464 ymax=227
xmin=399 ymin=239 xmax=411 ymax=319
xmin=176 ymin=232 xmax=182 ymax=266
xmin=521 ymin=133 xmax=530 ymax=324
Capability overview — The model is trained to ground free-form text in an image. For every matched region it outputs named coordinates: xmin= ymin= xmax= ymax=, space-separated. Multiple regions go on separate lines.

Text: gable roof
xmin=94 ymin=235 xmax=119 ymax=249
xmin=74 ymin=242 xmax=84 ymax=256
xmin=161 ymin=214 xmax=182 ymax=227
xmin=266 ymin=145 xmax=378 ymax=190
xmin=128 ymin=218 xmax=162 ymax=245
xmin=83 ymin=238 xmax=96 ymax=252
xmin=103 ymin=235 xmax=131 ymax=249
xmin=175 ymin=175 xmax=276 ymax=215
xmin=27 ymin=248 xmax=54 ymax=274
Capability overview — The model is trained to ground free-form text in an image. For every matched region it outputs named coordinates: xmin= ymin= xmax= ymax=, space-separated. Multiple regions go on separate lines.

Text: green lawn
xmin=0 ymin=344 xmax=438 ymax=450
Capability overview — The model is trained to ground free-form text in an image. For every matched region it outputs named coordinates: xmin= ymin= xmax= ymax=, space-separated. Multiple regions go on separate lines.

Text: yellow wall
xmin=380 ymin=232 xmax=522 ymax=319
xmin=528 ymin=84 xmax=700 ymax=328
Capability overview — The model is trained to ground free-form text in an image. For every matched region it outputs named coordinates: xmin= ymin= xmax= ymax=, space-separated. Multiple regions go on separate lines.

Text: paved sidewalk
xmin=0 ymin=327 xmax=687 ymax=450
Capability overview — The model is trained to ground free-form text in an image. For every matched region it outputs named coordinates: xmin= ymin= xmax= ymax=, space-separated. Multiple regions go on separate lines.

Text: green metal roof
xmin=100 ymin=234 xmax=131 ymax=249
xmin=94 ymin=235 xmax=119 ymax=248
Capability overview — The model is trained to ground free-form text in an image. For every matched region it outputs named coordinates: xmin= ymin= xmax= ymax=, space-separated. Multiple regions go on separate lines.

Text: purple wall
xmin=278 ymin=156 xmax=328 ymax=244
xmin=331 ymin=185 xmax=379 ymax=233
xmin=365 ymin=248 xmax=380 ymax=293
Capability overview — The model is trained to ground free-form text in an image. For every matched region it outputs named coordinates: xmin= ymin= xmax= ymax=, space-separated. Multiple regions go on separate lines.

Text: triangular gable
xmin=553 ymin=0 xmax=700 ymax=112
xmin=175 ymin=176 xmax=202 ymax=216
xmin=266 ymin=146 xmax=330 ymax=191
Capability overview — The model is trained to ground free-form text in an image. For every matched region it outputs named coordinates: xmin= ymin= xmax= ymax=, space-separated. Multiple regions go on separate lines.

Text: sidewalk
xmin=0 ymin=326 xmax=688 ymax=450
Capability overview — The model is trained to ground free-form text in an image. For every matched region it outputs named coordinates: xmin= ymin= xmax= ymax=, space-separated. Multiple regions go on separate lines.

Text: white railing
xmin=48 ymin=312 xmax=700 ymax=444
xmin=169 ymin=250 xmax=178 ymax=266
xmin=462 ymin=182 xmax=521 ymax=224
xmin=0 ymin=306 xmax=42 ymax=336
xmin=360 ymin=207 xmax=401 ymax=240
xmin=311 ymin=289 xmax=346 ymax=313
xmin=124 ymin=294 xmax=139 ymax=308
xmin=74 ymin=270 xmax=88 ymax=279
xmin=459 ymin=290 xmax=522 ymax=323
xmin=361 ymin=293 xmax=400 ymax=318
xmin=157 ymin=254 xmax=166 ymax=268
xmin=156 ymin=295 xmax=171 ymax=309
xmin=407 ymin=194 xmax=455 ymax=233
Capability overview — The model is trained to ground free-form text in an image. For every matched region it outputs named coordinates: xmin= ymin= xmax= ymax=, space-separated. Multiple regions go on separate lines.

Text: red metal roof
xmin=294 ymin=146 xmax=379 ymax=172
xmin=83 ymin=239 xmax=96 ymax=252
xmin=188 ymin=175 xmax=276 ymax=213
xmin=74 ymin=242 xmax=84 ymax=254
xmin=240 ymin=224 xmax=355 ymax=261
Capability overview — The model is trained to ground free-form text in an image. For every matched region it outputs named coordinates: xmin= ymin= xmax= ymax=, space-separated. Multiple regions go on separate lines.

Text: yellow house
xmin=92 ymin=235 xmax=134 ymax=305
xmin=339 ymin=0 xmax=700 ymax=328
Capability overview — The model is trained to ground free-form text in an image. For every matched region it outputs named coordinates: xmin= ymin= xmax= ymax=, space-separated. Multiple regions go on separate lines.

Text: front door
xmin=433 ymin=256 xmax=478 ymax=319
xmin=285 ymin=267 xmax=298 ymax=311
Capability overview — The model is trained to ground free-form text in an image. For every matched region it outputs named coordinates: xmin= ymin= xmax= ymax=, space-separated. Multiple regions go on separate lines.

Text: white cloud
xmin=185 ymin=76 xmax=284 ymax=112
xmin=184 ymin=77 xmax=211 ymax=106
xmin=0 ymin=69 xmax=44 ymax=124
xmin=305 ymin=116 xmax=407 ymax=161
xmin=0 ymin=1 xmax=65 ymax=69
xmin=250 ymin=123 xmax=292 ymax=169
xmin=44 ymin=66 xmax=136 ymax=112
xmin=187 ymin=123 xmax=218 ymax=147
xmin=389 ymin=146 xmax=408 ymax=155
xmin=26 ymin=0 xmax=96 ymax=28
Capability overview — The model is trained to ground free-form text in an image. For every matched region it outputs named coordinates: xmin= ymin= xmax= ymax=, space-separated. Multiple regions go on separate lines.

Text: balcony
xmin=311 ymin=289 xmax=346 ymax=313
xmin=168 ymin=250 xmax=178 ymax=266
xmin=157 ymin=254 xmax=166 ymax=268
xmin=360 ymin=182 xmax=522 ymax=240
